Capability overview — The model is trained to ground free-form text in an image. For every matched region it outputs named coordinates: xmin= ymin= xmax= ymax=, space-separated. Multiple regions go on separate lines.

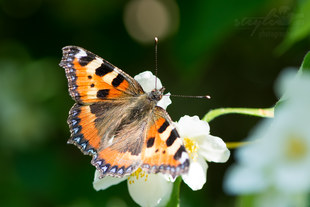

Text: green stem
xmin=166 ymin=177 xmax=182 ymax=207
xmin=226 ymin=141 xmax=251 ymax=149
xmin=202 ymin=107 xmax=274 ymax=122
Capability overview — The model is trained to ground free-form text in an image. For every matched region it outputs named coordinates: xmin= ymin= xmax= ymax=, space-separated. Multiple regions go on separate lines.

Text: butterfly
xmin=59 ymin=46 xmax=189 ymax=178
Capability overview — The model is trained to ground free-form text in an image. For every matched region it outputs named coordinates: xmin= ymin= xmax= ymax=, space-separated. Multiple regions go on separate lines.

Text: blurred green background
xmin=1 ymin=0 xmax=310 ymax=206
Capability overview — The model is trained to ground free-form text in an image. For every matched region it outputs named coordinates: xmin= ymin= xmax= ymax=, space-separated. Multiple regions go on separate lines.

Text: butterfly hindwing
xmin=89 ymin=99 xmax=152 ymax=177
xmin=141 ymin=106 xmax=190 ymax=178
xmin=67 ymin=103 xmax=100 ymax=157
xmin=68 ymin=99 xmax=149 ymax=178
xmin=59 ymin=46 xmax=144 ymax=104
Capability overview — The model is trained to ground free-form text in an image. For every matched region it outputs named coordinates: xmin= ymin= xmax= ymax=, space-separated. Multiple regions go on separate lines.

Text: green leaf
xmin=299 ymin=51 xmax=310 ymax=73
xmin=237 ymin=195 xmax=256 ymax=207
xmin=166 ymin=177 xmax=182 ymax=207
xmin=276 ymin=0 xmax=310 ymax=53
xmin=202 ymin=107 xmax=274 ymax=123
xmin=275 ymin=51 xmax=310 ymax=109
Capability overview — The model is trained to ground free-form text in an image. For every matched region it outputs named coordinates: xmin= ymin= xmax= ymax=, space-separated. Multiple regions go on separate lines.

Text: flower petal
xmin=134 ymin=71 xmax=172 ymax=109
xmin=273 ymin=163 xmax=310 ymax=193
xmin=275 ymin=69 xmax=310 ymax=105
xmin=182 ymin=156 xmax=208 ymax=191
xmin=93 ymin=170 xmax=127 ymax=191
xmin=157 ymin=92 xmax=172 ymax=110
xmin=176 ymin=115 xmax=210 ymax=138
xmin=224 ymin=165 xmax=268 ymax=195
xmin=198 ymin=135 xmax=230 ymax=163
xmin=134 ymin=71 xmax=163 ymax=93
xmin=127 ymin=169 xmax=173 ymax=207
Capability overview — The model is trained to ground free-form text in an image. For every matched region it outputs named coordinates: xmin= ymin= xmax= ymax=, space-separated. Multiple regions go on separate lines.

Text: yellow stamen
xmin=285 ymin=135 xmax=308 ymax=161
xmin=128 ymin=168 xmax=148 ymax=184
xmin=184 ymin=137 xmax=199 ymax=161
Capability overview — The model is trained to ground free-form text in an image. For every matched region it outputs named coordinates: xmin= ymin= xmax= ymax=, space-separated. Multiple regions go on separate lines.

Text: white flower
xmin=127 ymin=169 xmax=173 ymax=207
xmin=93 ymin=71 xmax=173 ymax=207
xmin=93 ymin=169 xmax=172 ymax=207
xmin=134 ymin=71 xmax=163 ymax=93
xmin=175 ymin=115 xmax=230 ymax=190
xmin=224 ymin=70 xmax=310 ymax=206
xmin=275 ymin=69 xmax=310 ymax=107
xmin=134 ymin=71 xmax=172 ymax=109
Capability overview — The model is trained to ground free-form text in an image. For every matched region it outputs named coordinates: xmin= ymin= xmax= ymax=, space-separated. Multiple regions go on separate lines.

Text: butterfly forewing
xmin=59 ymin=46 xmax=144 ymax=104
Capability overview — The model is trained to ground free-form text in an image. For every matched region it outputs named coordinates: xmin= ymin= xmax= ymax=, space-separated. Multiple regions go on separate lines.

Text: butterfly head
xmin=148 ymin=87 xmax=165 ymax=102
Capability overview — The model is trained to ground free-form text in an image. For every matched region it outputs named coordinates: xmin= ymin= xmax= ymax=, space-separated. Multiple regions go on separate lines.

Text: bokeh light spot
xmin=124 ymin=0 xmax=179 ymax=44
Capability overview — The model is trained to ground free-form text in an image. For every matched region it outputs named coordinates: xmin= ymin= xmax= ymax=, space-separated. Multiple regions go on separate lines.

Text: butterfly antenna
xmin=154 ymin=37 xmax=158 ymax=90
xmin=168 ymin=94 xmax=211 ymax=99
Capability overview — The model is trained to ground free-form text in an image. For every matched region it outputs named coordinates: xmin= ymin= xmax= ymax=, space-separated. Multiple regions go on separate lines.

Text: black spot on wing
xmin=146 ymin=137 xmax=155 ymax=148
xmin=183 ymin=159 xmax=190 ymax=168
xmin=67 ymin=47 xmax=80 ymax=56
xmin=97 ymin=89 xmax=110 ymax=99
xmin=112 ymin=74 xmax=124 ymax=87
xmin=166 ymin=129 xmax=178 ymax=147
xmin=95 ymin=63 xmax=114 ymax=77
xmin=158 ymin=120 xmax=169 ymax=133
xmin=174 ymin=145 xmax=186 ymax=160
xmin=79 ymin=52 xmax=96 ymax=66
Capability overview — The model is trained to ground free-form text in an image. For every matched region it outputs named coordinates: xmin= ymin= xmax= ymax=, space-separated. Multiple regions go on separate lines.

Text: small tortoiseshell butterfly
xmin=59 ymin=46 xmax=189 ymax=178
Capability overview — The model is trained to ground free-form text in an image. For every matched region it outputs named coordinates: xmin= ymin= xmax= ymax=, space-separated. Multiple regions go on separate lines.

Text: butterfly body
xmin=60 ymin=46 xmax=189 ymax=178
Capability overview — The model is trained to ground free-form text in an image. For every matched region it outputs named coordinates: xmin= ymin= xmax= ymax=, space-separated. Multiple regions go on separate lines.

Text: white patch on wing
xmin=86 ymin=57 xmax=102 ymax=73
xmin=179 ymin=151 xmax=189 ymax=163
xmin=167 ymin=138 xmax=183 ymax=155
xmin=143 ymin=147 xmax=156 ymax=158
xmin=87 ymin=89 xmax=98 ymax=97
xmin=160 ymin=125 xmax=173 ymax=141
xmin=76 ymin=49 xmax=87 ymax=59
xmin=103 ymin=70 xmax=118 ymax=85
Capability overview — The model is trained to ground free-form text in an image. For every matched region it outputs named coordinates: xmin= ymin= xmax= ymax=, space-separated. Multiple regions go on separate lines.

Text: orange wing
xmin=140 ymin=107 xmax=190 ymax=178
xmin=67 ymin=103 xmax=100 ymax=156
xmin=67 ymin=102 xmax=145 ymax=178
xmin=59 ymin=46 xmax=144 ymax=104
